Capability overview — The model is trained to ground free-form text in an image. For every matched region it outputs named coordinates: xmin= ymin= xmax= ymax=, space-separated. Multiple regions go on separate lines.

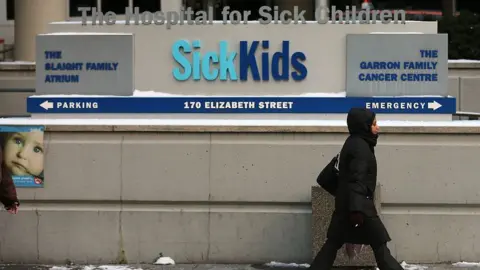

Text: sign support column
xmin=14 ymin=0 xmax=67 ymax=61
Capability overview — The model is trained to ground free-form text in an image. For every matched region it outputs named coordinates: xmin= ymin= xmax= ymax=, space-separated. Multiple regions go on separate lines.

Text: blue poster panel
xmin=0 ymin=126 xmax=45 ymax=188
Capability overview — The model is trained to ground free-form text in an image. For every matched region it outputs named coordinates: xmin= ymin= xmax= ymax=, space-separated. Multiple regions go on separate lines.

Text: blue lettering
xmin=358 ymin=73 xmax=398 ymax=81
xmin=261 ymin=41 xmax=270 ymax=81
xmin=291 ymin=52 xmax=307 ymax=81
xmin=420 ymin=49 xmax=438 ymax=58
xmin=218 ymin=41 xmax=237 ymax=80
xmin=239 ymin=41 xmax=260 ymax=81
xmin=44 ymin=51 xmax=62 ymax=59
xmin=403 ymin=61 xmax=437 ymax=70
xmin=360 ymin=61 xmax=401 ymax=69
xmin=45 ymin=62 xmax=83 ymax=71
xmin=192 ymin=40 xmax=202 ymax=80
xmin=85 ymin=62 xmax=119 ymax=71
xmin=172 ymin=40 xmax=307 ymax=82
xmin=172 ymin=40 xmax=237 ymax=81
xmin=400 ymin=73 xmax=438 ymax=81
xmin=44 ymin=74 xmax=79 ymax=83
xmin=172 ymin=40 xmax=192 ymax=81
xmin=271 ymin=41 xmax=289 ymax=81
xmin=201 ymin=51 xmax=219 ymax=80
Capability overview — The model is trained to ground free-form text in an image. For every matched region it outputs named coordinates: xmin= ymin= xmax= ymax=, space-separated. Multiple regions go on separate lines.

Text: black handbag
xmin=316 ymin=153 xmax=340 ymax=196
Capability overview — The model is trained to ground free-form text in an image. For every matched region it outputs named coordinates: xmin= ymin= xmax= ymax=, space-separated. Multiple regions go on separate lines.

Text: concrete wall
xmin=448 ymin=61 xmax=480 ymax=113
xmin=0 ymin=121 xmax=479 ymax=264
xmin=0 ymin=62 xmax=34 ymax=117
xmin=0 ymin=22 xmax=13 ymax=45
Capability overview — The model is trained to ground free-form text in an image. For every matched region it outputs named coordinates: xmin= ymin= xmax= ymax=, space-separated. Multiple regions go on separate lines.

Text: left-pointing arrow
xmin=40 ymin=100 xmax=54 ymax=110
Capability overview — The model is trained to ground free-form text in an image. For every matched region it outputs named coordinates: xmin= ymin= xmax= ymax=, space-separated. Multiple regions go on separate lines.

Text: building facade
xmin=0 ymin=0 xmax=466 ymax=61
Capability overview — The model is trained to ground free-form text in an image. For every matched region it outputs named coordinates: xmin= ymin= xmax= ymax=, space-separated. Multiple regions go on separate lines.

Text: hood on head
xmin=347 ymin=107 xmax=376 ymax=136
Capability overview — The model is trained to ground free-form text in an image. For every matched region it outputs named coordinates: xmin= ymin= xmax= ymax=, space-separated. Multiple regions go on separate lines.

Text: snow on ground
xmin=400 ymin=261 xmax=428 ymax=270
xmin=452 ymin=261 xmax=480 ymax=267
xmin=49 ymin=266 xmax=142 ymax=270
xmin=153 ymin=256 xmax=175 ymax=265
xmin=264 ymin=261 xmax=310 ymax=268
xmin=264 ymin=261 xmax=428 ymax=270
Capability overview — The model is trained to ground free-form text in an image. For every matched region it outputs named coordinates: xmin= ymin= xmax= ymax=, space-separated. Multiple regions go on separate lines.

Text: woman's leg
xmin=371 ymin=242 xmax=404 ymax=270
xmin=308 ymin=238 xmax=344 ymax=270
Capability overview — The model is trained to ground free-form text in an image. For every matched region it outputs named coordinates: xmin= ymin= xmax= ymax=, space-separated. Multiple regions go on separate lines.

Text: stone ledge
xmin=448 ymin=61 xmax=480 ymax=69
xmin=0 ymin=62 xmax=36 ymax=71
xmin=1 ymin=119 xmax=480 ymax=133
xmin=311 ymin=185 xmax=382 ymax=267
xmin=41 ymin=125 xmax=480 ymax=133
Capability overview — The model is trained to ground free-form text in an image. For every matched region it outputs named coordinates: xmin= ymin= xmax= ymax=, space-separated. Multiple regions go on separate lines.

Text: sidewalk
xmin=0 ymin=263 xmax=477 ymax=270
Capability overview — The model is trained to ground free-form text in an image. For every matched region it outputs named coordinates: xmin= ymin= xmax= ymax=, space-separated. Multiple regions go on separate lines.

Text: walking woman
xmin=0 ymin=143 xmax=20 ymax=214
xmin=309 ymin=108 xmax=403 ymax=270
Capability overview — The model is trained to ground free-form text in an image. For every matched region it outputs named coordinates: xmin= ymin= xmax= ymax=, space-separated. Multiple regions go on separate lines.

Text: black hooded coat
xmin=326 ymin=108 xmax=391 ymax=246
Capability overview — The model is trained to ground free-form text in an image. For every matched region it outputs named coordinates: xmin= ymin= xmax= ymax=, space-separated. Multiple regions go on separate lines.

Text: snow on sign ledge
xmin=449 ymin=59 xmax=480 ymax=63
xmin=30 ymin=91 xmax=349 ymax=98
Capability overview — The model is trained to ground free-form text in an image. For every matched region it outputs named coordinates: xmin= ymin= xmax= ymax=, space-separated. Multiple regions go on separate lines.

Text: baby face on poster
xmin=2 ymin=130 xmax=44 ymax=177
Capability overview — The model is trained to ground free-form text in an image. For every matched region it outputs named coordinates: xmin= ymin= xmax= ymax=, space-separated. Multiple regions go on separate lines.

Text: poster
xmin=0 ymin=125 xmax=45 ymax=188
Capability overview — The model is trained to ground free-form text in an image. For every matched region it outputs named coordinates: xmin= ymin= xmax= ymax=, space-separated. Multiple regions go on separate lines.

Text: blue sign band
xmin=27 ymin=96 xmax=456 ymax=114
xmin=0 ymin=125 xmax=45 ymax=132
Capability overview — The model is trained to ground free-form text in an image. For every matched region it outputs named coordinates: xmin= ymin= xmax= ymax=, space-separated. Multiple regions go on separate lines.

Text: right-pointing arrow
xmin=428 ymin=100 xmax=442 ymax=111
xmin=40 ymin=100 xmax=54 ymax=110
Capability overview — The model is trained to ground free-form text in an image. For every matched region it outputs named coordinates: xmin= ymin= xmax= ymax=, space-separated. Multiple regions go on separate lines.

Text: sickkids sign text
xmin=171 ymin=39 xmax=307 ymax=81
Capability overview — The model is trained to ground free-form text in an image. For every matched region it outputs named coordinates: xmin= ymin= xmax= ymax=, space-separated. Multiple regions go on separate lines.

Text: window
xmin=6 ymin=0 xmax=14 ymax=20
xmin=371 ymin=0 xmax=442 ymax=10
xmin=133 ymin=0 xmax=161 ymax=13
xmin=184 ymin=0 xmax=273 ymax=21
xmin=183 ymin=0 xmax=206 ymax=15
xmin=69 ymin=0 xmax=97 ymax=17
xmin=457 ymin=0 xmax=480 ymax=13
xmin=222 ymin=0 xmax=270 ymax=21
xmin=69 ymin=0 xmax=161 ymax=17
xmin=101 ymin=0 xmax=129 ymax=14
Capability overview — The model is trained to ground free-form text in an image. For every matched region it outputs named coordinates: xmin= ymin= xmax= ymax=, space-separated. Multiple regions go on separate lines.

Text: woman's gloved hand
xmin=349 ymin=211 xmax=364 ymax=227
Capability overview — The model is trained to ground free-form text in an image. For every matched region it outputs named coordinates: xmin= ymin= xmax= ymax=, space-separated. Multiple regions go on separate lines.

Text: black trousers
xmin=308 ymin=238 xmax=404 ymax=270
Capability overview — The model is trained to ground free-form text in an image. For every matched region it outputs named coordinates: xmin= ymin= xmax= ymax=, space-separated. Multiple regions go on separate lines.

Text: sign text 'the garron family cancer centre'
xmin=171 ymin=40 xmax=308 ymax=81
